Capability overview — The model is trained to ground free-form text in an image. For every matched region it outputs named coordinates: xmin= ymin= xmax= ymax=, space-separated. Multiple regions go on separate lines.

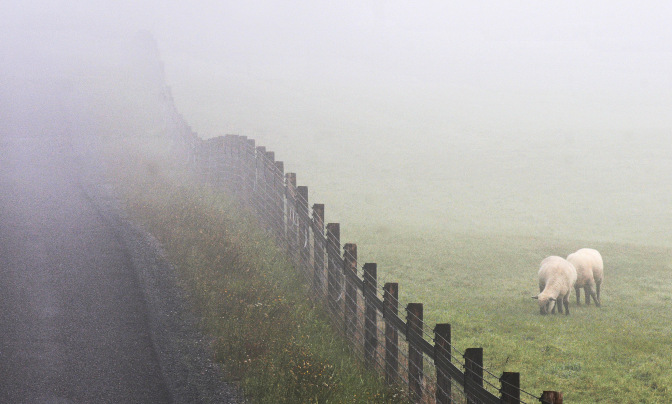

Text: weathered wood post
xmin=243 ymin=138 xmax=255 ymax=202
xmin=343 ymin=243 xmax=358 ymax=342
xmin=234 ymin=135 xmax=243 ymax=193
xmin=464 ymin=347 xmax=484 ymax=404
xmin=407 ymin=303 xmax=424 ymax=402
xmin=232 ymin=135 xmax=243 ymax=191
xmin=501 ymin=372 xmax=520 ymax=403
xmin=204 ymin=136 xmax=214 ymax=183
xmin=363 ymin=263 xmax=378 ymax=370
xmin=264 ymin=151 xmax=277 ymax=233
xmin=434 ymin=323 xmax=452 ymax=404
xmin=223 ymin=134 xmax=235 ymax=187
xmin=383 ymin=282 xmax=399 ymax=385
xmin=312 ymin=204 xmax=325 ymax=295
xmin=274 ymin=162 xmax=285 ymax=241
xmin=229 ymin=135 xmax=240 ymax=191
xmin=254 ymin=146 xmax=266 ymax=217
xmin=285 ymin=173 xmax=297 ymax=254
xmin=297 ymin=186 xmax=310 ymax=274
xmin=326 ymin=223 xmax=341 ymax=314
xmin=262 ymin=150 xmax=274 ymax=229
xmin=205 ymin=136 xmax=217 ymax=184
xmin=191 ymin=137 xmax=200 ymax=177
xmin=540 ymin=391 xmax=563 ymax=404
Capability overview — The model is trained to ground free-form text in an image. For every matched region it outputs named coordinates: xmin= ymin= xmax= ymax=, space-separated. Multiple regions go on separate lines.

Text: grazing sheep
xmin=533 ymin=256 xmax=578 ymax=315
xmin=567 ymin=248 xmax=604 ymax=307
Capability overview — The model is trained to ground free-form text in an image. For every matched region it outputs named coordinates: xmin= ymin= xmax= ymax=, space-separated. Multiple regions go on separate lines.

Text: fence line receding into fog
xmin=177 ymin=133 xmax=563 ymax=404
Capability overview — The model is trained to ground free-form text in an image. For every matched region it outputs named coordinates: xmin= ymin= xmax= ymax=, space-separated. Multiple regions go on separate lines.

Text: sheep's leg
xmin=556 ymin=298 xmax=564 ymax=314
xmin=564 ymin=295 xmax=570 ymax=315
xmin=586 ymin=282 xmax=601 ymax=307
xmin=584 ymin=285 xmax=591 ymax=305
xmin=596 ymin=281 xmax=602 ymax=306
xmin=575 ymin=286 xmax=581 ymax=305
xmin=593 ymin=286 xmax=601 ymax=307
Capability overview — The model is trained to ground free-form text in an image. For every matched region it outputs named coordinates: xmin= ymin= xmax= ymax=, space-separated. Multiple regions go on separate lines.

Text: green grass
xmin=104 ymin=139 xmax=407 ymax=403
xmin=348 ymin=229 xmax=672 ymax=402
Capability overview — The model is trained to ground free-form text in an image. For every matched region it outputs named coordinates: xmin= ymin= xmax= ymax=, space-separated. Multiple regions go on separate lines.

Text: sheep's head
xmin=532 ymin=295 xmax=556 ymax=315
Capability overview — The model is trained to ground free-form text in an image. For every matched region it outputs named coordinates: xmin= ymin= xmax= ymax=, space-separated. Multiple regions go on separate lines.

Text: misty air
xmin=1 ymin=2 xmax=671 ymax=403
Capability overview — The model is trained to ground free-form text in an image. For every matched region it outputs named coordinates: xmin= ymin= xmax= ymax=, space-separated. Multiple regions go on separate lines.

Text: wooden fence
xmin=181 ymin=133 xmax=563 ymax=404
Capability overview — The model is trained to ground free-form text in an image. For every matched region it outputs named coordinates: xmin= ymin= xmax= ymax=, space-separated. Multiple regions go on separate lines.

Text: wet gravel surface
xmin=0 ymin=136 xmax=243 ymax=403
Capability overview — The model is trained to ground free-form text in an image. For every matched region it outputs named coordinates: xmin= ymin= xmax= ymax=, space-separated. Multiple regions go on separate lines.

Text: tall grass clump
xmin=103 ymin=139 xmax=406 ymax=404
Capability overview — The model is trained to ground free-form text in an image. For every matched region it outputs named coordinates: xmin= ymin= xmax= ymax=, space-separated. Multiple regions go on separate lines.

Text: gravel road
xmin=0 ymin=135 xmax=242 ymax=403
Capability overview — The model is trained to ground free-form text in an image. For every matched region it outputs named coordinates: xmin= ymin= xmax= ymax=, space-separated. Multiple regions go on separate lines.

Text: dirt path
xmin=0 ymin=136 xmax=241 ymax=403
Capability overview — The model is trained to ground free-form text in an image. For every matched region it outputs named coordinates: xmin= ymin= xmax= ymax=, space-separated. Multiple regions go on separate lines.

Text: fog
xmin=2 ymin=1 xmax=672 ymax=243
xmin=4 ymin=1 xmax=671 ymax=137
xmin=162 ymin=2 xmax=672 ymax=141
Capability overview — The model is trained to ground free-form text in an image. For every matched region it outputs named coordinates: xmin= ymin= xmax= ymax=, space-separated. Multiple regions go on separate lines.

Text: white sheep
xmin=566 ymin=248 xmax=604 ymax=307
xmin=533 ymin=256 xmax=578 ymax=315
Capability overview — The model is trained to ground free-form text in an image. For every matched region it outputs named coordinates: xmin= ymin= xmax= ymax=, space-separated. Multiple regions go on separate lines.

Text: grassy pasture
xmin=248 ymin=132 xmax=672 ymax=402
xmin=351 ymin=229 xmax=672 ymax=402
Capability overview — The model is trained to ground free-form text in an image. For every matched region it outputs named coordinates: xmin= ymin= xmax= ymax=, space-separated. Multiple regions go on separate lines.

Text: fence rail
xmin=179 ymin=133 xmax=564 ymax=404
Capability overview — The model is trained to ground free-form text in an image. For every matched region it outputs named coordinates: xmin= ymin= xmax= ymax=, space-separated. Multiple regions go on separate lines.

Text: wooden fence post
xmin=501 ymin=372 xmax=520 ymax=403
xmin=209 ymin=136 xmax=221 ymax=185
xmin=205 ymin=137 xmax=217 ymax=184
xmin=312 ymin=204 xmax=325 ymax=295
xmin=464 ymin=347 xmax=484 ymax=404
xmin=264 ymin=151 xmax=278 ymax=234
xmin=285 ymin=173 xmax=297 ymax=255
xmin=254 ymin=146 xmax=266 ymax=218
xmin=297 ymin=186 xmax=310 ymax=274
xmin=540 ymin=391 xmax=563 ymax=404
xmin=233 ymin=136 xmax=242 ymax=193
xmin=343 ymin=243 xmax=358 ymax=342
xmin=434 ymin=323 xmax=452 ymax=404
xmin=272 ymin=162 xmax=284 ymax=241
xmin=326 ymin=223 xmax=341 ymax=315
xmin=243 ymin=138 xmax=255 ymax=202
xmin=407 ymin=303 xmax=424 ymax=402
xmin=384 ymin=282 xmax=399 ymax=385
xmin=223 ymin=134 xmax=235 ymax=187
xmin=235 ymin=136 xmax=247 ymax=191
xmin=262 ymin=150 xmax=273 ymax=229
xmin=231 ymin=135 xmax=242 ymax=192
xmin=363 ymin=263 xmax=378 ymax=370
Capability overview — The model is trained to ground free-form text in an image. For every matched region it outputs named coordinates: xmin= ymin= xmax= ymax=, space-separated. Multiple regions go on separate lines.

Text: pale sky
xmin=3 ymin=1 xmax=671 ymax=140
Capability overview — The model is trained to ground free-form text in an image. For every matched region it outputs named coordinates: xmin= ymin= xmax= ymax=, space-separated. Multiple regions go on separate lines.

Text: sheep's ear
xmin=531 ymin=296 xmax=539 ymax=300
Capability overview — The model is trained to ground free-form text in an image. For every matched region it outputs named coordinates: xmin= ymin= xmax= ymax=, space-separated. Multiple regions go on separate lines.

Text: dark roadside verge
xmin=103 ymin=138 xmax=407 ymax=403
xmin=70 ymin=136 xmax=244 ymax=403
